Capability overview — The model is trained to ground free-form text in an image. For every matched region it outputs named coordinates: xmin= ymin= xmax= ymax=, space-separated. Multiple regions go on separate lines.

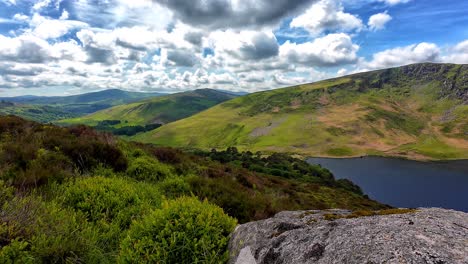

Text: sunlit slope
xmin=134 ymin=63 xmax=468 ymax=160
xmin=59 ymin=89 xmax=236 ymax=127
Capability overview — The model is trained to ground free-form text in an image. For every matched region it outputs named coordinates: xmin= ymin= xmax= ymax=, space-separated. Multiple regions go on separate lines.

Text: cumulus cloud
xmin=208 ymin=30 xmax=279 ymax=61
xmin=279 ymin=33 xmax=359 ymax=67
xmin=30 ymin=14 xmax=89 ymax=39
xmin=290 ymin=0 xmax=363 ymax=36
xmin=442 ymin=40 xmax=468 ymax=64
xmin=0 ymin=34 xmax=55 ymax=63
xmin=156 ymin=0 xmax=318 ymax=29
xmin=368 ymin=12 xmax=392 ymax=31
xmin=361 ymin=42 xmax=440 ymax=70
xmin=164 ymin=49 xmax=199 ymax=67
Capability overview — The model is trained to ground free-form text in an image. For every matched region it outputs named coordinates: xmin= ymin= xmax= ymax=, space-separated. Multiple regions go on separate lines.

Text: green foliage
xmin=57 ymin=176 xmax=163 ymax=254
xmin=0 ymin=196 xmax=105 ymax=263
xmin=157 ymin=176 xmax=192 ymax=199
xmin=126 ymin=156 xmax=174 ymax=182
xmin=187 ymin=176 xmax=260 ymax=223
xmin=118 ymin=197 xmax=237 ymax=264
xmin=59 ymin=177 xmax=161 ymax=226
xmin=203 ymin=148 xmax=337 ymax=186
xmin=0 ymin=239 xmax=34 ymax=264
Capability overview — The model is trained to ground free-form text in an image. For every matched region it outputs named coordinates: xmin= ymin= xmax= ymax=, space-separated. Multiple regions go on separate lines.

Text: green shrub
xmin=126 ymin=156 xmax=173 ymax=182
xmin=0 ymin=239 xmax=34 ymax=264
xmin=59 ymin=176 xmax=162 ymax=228
xmin=57 ymin=176 xmax=162 ymax=254
xmin=188 ymin=176 xmax=259 ymax=223
xmin=118 ymin=197 xmax=237 ymax=264
xmin=0 ymin=196 xmax=104 ymax=263
xmin=157 ymin=176 xmax=191 ymax=198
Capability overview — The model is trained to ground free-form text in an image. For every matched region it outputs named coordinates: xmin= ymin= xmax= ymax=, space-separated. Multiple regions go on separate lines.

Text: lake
xmin=307 ymin=156 xmax=468 ymax=212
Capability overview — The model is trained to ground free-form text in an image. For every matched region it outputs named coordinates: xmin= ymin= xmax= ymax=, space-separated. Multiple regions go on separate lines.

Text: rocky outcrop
xmin=229 ymin=208 xmax=468 ymax=264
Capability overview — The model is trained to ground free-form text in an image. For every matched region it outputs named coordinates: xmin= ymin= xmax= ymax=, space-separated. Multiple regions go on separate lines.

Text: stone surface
xmin=228 ymin=208 xmax=468 ymax=264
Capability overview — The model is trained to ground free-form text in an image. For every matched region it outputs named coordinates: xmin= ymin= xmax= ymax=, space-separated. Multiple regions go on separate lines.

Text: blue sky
xmin=0 ymin=0 xmax=467 ymax=96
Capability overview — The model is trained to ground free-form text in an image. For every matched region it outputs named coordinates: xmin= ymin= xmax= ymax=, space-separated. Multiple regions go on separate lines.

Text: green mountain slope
xmin=0 ymin=101 xmax=79 ymax=123
xmin=0 ymin=89 xmax=164 ymax=116
xmin=59 ymin=89 xmax=237 ymax=128
xmin=133 ymin=63 xmax=468 ymax=160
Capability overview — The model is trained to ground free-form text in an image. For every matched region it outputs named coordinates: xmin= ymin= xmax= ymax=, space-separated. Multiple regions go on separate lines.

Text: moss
xmin=323 ymin=208 xmax=417 ymax=221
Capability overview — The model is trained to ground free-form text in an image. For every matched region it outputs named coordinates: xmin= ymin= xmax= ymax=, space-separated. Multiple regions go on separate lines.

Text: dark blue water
xmin=307 ymin=157 xmax=468 ymax=212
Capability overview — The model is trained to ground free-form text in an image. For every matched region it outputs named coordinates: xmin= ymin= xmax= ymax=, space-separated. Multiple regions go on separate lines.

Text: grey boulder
xmin=228 ymin=208 xmax=468 ymax=264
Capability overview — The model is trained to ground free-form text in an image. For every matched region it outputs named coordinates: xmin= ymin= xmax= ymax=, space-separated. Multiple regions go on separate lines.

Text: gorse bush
xmin=118 ymin=197 xmax=237 ymax=264
xmin=157 ymin=176 xmax=192 ymax=199
xmin=126 ymin=156 xmax=173 ymax=182
xmin=57 ymin=177 xmax=162 ymax=254
xmin=59 ymin=176 xmax=162 ymax=226
xmin=0 ymin=196 xmax=105 ymax=263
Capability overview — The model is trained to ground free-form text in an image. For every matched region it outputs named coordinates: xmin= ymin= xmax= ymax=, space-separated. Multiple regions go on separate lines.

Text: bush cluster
xmin=118 ymin=197 xmax=237 ymax=264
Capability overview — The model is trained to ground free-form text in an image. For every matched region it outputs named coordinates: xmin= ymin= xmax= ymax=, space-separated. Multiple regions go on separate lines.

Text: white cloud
xmin=368 ymin=12 xmax=392 ymax=31
xmin=442 ymin=40 xmax=468 ymax=64
xmin=59 ymin=10 xmax=69 ymax=20
xmin=13 ymin=13 xmax=29 ymax=22
xmin=30 ymin=14 xmax=89 ymax=39
xmin=378 ymin=0 xmax=412 ymax=5
xmin=208 ymin=30 xmax=279 ymax=61
xmin=279 ymin=33 xmax=359 ymax=67
xmin=32 ymin=0 xmax=52 ymax=11
xmin=360 ymin=42 xmax=440 ymax=70
xmin=290 ymin=0 xmax=363 ymax=36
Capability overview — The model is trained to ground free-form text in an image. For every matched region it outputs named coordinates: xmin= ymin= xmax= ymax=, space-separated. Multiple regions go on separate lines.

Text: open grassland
xmin=134 ymin=63 xmax=468 ymax=160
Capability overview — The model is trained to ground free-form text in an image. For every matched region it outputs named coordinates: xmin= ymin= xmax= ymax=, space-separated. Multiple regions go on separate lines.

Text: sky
xmin=0 ymin=0 xmax=467 ymax=96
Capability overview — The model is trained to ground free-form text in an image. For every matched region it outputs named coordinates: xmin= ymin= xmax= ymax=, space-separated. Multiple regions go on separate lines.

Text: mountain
xmin=133 ymin=63 xmax=468 ymax=160
xmin=0 ymin=89 xmax=164 ymax=116
xmin=215 ymin=89 xmax=249 ymax=96
xmin=58 ymin=89 xmax=237 ymax=130
xmin=0 ymin=101 xmax=79 ymax=123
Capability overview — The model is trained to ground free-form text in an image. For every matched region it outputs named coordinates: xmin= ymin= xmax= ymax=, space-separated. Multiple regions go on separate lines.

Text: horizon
xmin=0 ymin=62 xmax=463 ymax=97
xmin=0 ymin=0 xmax=467 ymax=97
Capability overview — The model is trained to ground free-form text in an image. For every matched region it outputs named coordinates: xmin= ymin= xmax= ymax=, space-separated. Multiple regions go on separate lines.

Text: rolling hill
xmin=59 ymin=89 xmax=237 ymax=129
xmin=0 ymin=89 xmax=164 ymax=116
xmin=133 ymin=63 xmax=468 ymax=160
xmin=0 ymin=101 xmax=79 ymax=123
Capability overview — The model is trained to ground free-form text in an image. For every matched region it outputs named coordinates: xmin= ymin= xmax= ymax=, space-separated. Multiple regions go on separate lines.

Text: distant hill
xmin=0 ymin=89 xmax=164 ymax=122
xmin=0 ymin=89 xmax=164 ymax=115
xmin=58 ymin=89 xmax=237 ymax=135
xmin=0 ymin=101 xmax=79 ymax=123
xmin=133 ymin=63 xmax=468 ymax=160
xmin=215 ymin=89 xmax=249 ymax=96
